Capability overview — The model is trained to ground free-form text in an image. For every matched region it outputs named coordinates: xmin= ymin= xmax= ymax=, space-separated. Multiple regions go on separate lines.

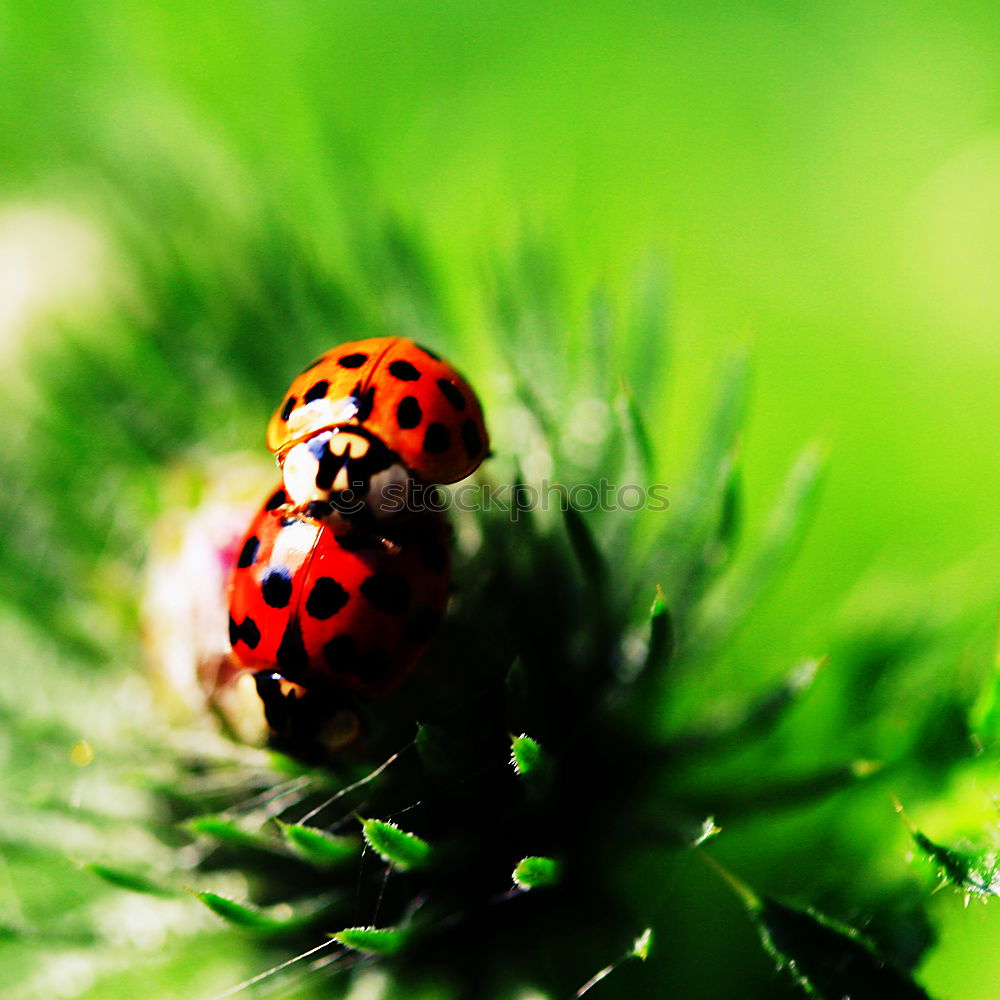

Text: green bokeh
xmin=1 ymin=2 xmax=998 ymax=997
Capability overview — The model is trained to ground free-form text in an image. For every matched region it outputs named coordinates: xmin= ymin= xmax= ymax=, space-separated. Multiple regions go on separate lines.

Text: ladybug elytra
xmin=266 ymin=337 xmax=489 ymax=520
xmin=227 ymin=485 xmax=451 ymax=746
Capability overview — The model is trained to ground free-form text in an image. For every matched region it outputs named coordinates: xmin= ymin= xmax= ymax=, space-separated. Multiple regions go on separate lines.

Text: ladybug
xmin=226 ymin=484 xmax=451 ymax=745
xmin=266 ymin=338 xmax=489 ymax=519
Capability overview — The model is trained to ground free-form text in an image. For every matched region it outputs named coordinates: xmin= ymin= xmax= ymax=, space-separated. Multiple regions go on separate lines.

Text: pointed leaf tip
xmin=86 ymin=863 xmax=178 ymax=898
xmin=361 ymin=817 xmax=432 ymax=871
xmin=331 ymin=925 xmax=408 ymax=955
xmin=276 ymin=820 xmax=358 ymax=868
xmin=632 ymin=927 xmax=653 ymax=961
xmin=692 ymin=817 xmax=722 ymax=847
xmin=513 ymin=855 xmax=560 ymax=890
xmin=756 ymin=897 xmax=933 ymax=1000
xmin=195 ymin=891 xmax=301 ymax=934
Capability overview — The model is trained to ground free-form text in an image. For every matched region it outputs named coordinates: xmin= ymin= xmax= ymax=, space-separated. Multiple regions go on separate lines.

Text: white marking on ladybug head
xmin=282 ymin=438 xmax=326 ymax=509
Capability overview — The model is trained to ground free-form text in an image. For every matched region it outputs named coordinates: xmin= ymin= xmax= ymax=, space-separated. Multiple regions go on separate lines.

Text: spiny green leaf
xmin=896 ymin=803 xmax=1000 ymax=898
xmin=185 ymin=814 xmax=279 ymax=852
xmin=86 ymin=863 xmax=179 ymax=898
xmin=415 ymin=721 xmax=464 ymax=780
xmin=755 ymin=897 xmax=933 ymax=1000
xmin=510 ymin=733 xmax=544 ymax=776
xmin=361 ymin=818 xmax=432 ymax=871
xmin=276 ymin=821 xmax=359 ymax=869
xmin=331 ymin=925 xmax=409 ymax=955
xmin=911 ymin=830 xmax=1000 ymax=897
xmin=513 ymin=855 xmax=561 ymax=890
xmin=510 ymin=733 xmax=554 ymax=798
xmin=704 ymin=854 xmax=932 ymax=999
xmin=195 ymin=891 xmax=313 ymax=935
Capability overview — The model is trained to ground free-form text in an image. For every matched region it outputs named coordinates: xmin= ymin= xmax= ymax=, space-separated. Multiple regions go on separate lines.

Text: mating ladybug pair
xmin=226 ymin=338 xmax=489 ymax=749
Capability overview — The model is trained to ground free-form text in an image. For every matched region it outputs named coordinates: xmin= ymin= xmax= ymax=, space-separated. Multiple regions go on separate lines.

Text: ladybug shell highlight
xmin=228 ymin=486 xmax=451 ymax=700
xmin=266 ymin=337 xmax=489 ymax=485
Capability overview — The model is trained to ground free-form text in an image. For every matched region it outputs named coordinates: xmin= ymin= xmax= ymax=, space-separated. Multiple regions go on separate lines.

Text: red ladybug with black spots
xmin=266 ymin=338 xmax=489 ymax=521
xmin=227 ymin=484 xmax=451 ymax=746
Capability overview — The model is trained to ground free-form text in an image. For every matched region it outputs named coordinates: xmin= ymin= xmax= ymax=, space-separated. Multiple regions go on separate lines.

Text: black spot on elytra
xmin=356 ymin=386 xmax=376 ymax=422
xmin=416 ymin=343 xmax=440 ymax=361
xmin=237 ymin=536 xmax=259 ymax=568
xmin=415 ymin=533 xmax=448 ymax=573
xmin=306 ymin=577 xmax=349 ymax=619
xmin=356 ymin=648 xmax=393 ymax=683
xmin=338 ymin=353 xmax=368 ymax=368
xmin=461 ymin=418 xmax=483 ymax=459
xmin=360 ymin=573 xmax=410 ymax=615
xmin=304 ymin=380 xmax=330 ymax=403
xmin=423 ymin=422 xmax=451 ymax=453
xmin=322 ymin=634 xmax=356 ymax=673
xmin=322 ymin=635 xmax=393 ymax=684
xmin=437 ymin=378 xmax=466 ymax=411
xmin=276 ymin=619 xmax=309 ymax=680
xmin=265 ymin=489 xmax=287 ymax=511
xmin=396 ymin=396 xmax=422 ymax=430
xmin=280 ymin=396 xmax=296 ymax=420
xmin=389 ymin=359 xmax=422 ymax=381
xmin=262 ymin=569 xmax=293 ymax=609
xmin=229 ymin=615 xmax=261 ymax=650
xmin=406 ymin=606 xmax=443 ymax=643
xmin=335 ymin=531 xmax=375 ymax=553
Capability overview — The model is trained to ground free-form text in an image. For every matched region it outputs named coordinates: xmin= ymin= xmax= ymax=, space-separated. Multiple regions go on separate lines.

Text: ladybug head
xmin=280 ymin=426 xmax=414 ymax=524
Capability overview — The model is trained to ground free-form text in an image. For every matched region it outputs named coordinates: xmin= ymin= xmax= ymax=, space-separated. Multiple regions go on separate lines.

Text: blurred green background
xmin=1 ymin=1 xmax=998 ymax=998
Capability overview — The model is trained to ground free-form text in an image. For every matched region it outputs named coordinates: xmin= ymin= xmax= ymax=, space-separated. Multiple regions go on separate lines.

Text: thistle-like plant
xmin=0 ymin=171 xmax=994 ymax=1000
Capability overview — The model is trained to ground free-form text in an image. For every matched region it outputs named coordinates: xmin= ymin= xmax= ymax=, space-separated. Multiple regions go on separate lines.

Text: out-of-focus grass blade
xmin=643 ymin=584 xmax=675 ymax=677
xmin=645 ymin=350 xmax=750 ymax=615
xmin=676 ymin=759 xmax=883 ymax=819
xmin=563 ymin=502 xmax=607 ymax=593
xmin=970 ymin=614 xmax=1000 ymax=744
xmin=666 ymin=657 xmax=824 ymax=756
xmin=616 ymin=379 xmax=656 ymax=489
xmin=691 ymin=440 xmax=827 ymax=652
xmin=690 ymin=349 xmax=751 ymax=495
xmin=86 ymin=863 xmax=180 ymax=898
